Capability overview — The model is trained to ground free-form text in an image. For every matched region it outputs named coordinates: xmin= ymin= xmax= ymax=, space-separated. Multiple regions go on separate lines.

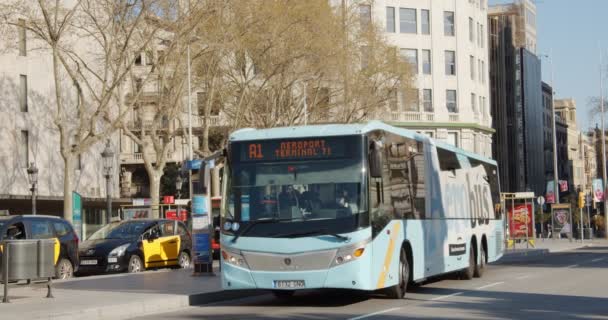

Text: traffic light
xmin=578 ymin=192 xmax=585 ymax=209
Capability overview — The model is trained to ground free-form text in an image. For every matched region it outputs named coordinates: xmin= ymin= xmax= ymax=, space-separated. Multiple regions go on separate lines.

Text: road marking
xmin=566 ymin=264 xmax=579 ymax=268
xmin=515 ymin=275 xmax=531 ymax=280
xmin=475 ymin=281 xmax=504 ymax=290
xmin=348 ymin=307 xmax=402 ymax=320
xmin=430 ymin=291 xmax=463 ymax=301
xmin=591 ymin=258 xmax=605 ymax=262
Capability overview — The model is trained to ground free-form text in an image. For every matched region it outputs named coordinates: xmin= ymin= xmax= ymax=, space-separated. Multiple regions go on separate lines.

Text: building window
xmin=477 ymin=22 xmax=481 ymax=46
xmin=469 ymin=18 xmax=474 ymax=42
xmin=421 ymin=10 xmax=430 ymax=34
xmin=387 ymin=89 xmax=398 ymax=111
xmin=401 ymin=48 xmax=418 ymax=74
xmin=444 ymin=11 xmax=455 ymax=36
xmin=386 ymin=7 xmax=395 ymax=32
xmin=20 ymin=130 xmax=28 ymax=167
xmin=471 ymin=93 xmax=477 ymax=113
xmin=481 ymin=61 xmax=486 ymax=83
xmin=422 ymin=49 xmax=431 ymax=74
xmin=479 ymin=96 xmax=484 ymax=114
xmin=480 ymin=24 xmax=485 ymax=48
xmin=403 ymin=88 xmax=419 ymax=112
xmin=470 ymin=55 xmax=475 ymax=80
xmin=446 ymin=90 xmax=457 ymax=113
xmin=361 ymin=45 xmax=370 ymax=69
xmin=359 ymin=4 xmax=372 ymax=29
xmin=445 ymin=51 xmax=456 ymax=75
xmin=19 ymin=74 xmax=27 ymax=112
xmin=134 ymin=52 xmax=142 ymax=66
xmin=478 ymin=59 xmax=482 ymax=82
xmin=423 ymin=89 xmax=433 ymax=112
xmin=399 ymin=8 xmax=417 ymax=34
xmin=18 ymin=19 xmax=26 ymax=56
xmin=447 ymin=132 xmax=459 ymax=147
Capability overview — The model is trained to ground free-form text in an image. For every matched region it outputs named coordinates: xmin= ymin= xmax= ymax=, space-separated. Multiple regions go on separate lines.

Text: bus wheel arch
xmin=386 ymin=245 xmax=410 ymax=299
xmin=402 ymin=241 xmax=414 ymax=285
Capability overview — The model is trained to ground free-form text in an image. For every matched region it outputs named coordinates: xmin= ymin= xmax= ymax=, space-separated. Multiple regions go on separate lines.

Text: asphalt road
xmin=134 ymin=246 xmax=608 ymax=320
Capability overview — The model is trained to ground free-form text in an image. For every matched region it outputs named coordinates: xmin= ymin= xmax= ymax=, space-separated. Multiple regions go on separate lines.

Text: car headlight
xmin=331 ymin=238 xmax=370 ymax=267
xmin=221 ymin=246 xmax=249 ymax=269
xmin=109 ymin=244 xmax=129 ymax=257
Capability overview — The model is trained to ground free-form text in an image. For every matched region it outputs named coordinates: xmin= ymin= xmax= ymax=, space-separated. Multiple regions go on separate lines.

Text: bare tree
xmin=120 ymin=1 xmax=217 ymax=217
xmin=1 ymin=0 xmax=170 ymax=222
xmin=192 ymin=0 xmax=415 ymax=152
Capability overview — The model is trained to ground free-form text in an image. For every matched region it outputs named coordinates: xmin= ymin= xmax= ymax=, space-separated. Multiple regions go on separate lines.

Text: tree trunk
xmin=63 ymin=153 xmax=74 ymax=223
xmin=149 ymin=171 xmax=162 ymax=218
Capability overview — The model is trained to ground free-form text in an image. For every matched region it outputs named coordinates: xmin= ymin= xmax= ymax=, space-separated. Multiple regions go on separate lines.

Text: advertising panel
xmin=546 ymin=180 xmax=555 ymax=204
xmin=508 ymin=204 xmax=533 ymax=239
xmin=593 ymin=179 xmax=604 ymax=202
xmin=552 ymin=205 xmax=572 ymax=235
xmin=72 ymin=192 xmax=82 ymax=240
xmin=192 ymin=195 xmax=211 ymax=264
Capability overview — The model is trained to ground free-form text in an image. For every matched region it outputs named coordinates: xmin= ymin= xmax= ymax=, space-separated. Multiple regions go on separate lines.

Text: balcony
xmin=370 ymin=112 xmax=436 ymax=123
xmin=120 ymin=151 xmax=180 ymax=164
xmin=126 ymin=119 xmax=170 ymax=131
xmin=448 ymin=114 xmax=460 ymax=122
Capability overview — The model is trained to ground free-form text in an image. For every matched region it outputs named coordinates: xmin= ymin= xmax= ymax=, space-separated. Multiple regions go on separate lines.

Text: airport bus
xmin=219 ymin=121 xmax=504 ymax=298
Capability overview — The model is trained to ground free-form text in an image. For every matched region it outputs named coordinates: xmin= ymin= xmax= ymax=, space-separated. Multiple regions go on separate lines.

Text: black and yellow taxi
xmin=77 ymin=219 xmax=192 ymax=274
xmin=0 ymin=215 xmax=80 ymax=279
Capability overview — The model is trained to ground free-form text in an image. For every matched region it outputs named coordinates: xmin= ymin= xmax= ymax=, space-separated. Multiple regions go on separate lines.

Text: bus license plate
xmin=81 ymin=259 xmax=97 ymax=265
xmin=274 ymin=280 xmax=305 ymax=289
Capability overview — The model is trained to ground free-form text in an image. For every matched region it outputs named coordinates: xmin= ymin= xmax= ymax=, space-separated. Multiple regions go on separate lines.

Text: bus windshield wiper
xmin=271 ymin=229 xmax=350 ymax=241
xmin=231 ymin=217 xmax=295 ymax=243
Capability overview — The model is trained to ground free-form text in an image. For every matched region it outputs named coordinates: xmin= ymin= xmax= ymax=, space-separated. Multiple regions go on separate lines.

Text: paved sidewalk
xmin=0 ymin=266 xmax=259 ymax=320
xmin=500 ymin=237 xmax=608 ymax=261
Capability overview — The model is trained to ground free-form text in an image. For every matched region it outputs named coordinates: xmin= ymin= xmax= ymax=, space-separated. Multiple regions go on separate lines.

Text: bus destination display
xmin=239 ymin=138 xmax=348 ymax=162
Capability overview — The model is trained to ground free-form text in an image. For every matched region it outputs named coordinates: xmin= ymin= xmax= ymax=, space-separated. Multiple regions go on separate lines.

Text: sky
xmin=490 ymin=0 xmax=608 ymax=131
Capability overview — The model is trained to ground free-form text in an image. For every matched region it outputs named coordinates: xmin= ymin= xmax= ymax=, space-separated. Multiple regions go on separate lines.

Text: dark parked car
xmin=0 ymin=215 xmax=79 ymax=279
xmin=77 ymin=219 xmax=192 ymax=275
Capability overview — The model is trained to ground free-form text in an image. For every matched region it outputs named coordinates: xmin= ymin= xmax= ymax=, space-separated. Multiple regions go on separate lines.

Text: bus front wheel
xmin=386 ymin=248 xmax=409 ymax=299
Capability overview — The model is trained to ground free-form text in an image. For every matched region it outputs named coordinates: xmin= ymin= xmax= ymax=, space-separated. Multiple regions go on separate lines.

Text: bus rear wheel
xmin=386 ymin=248 xmax=409 ymax=299
xmin=461 ymin=245 xmax=475 ymax=280
xmin=474 ymin=245 xmax=486 ymax=278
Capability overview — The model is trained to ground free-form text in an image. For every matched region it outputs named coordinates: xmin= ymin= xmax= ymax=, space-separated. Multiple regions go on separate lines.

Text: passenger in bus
xmin=301 ymin=185 xmax=322 ymax=214
xmin=278 ymin=185 xmax=301 ymax=218
xmin=336 ymin=188 xmax=358 ymax=215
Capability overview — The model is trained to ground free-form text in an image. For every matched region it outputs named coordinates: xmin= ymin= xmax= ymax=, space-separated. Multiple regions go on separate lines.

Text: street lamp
xmin=539 ymin=52 xmax=560 ymax=205
xmin=101 ymin=140 xmax=114 ymax=224
xmin=27 ymin=162 xmax=38 ymax=215
xmin=176 ymin=174 xmax=183 ymax=199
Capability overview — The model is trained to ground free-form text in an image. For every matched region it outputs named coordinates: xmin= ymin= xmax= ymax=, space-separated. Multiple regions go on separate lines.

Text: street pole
xmin=600 ymin=46 xmax=608 ymax=239
xmin=549 ymin=50 xmax=560 ymax=205
xmin=31 ymin=184 xmax=36 ymax=216
xmin=187 ymin=43 xmax=193 ymax=161
xmin=106 ymin=174 xmax=112 ymax=224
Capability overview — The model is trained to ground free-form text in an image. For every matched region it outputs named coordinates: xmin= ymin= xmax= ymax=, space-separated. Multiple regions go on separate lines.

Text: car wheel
xmin=474 ymin=245 xmax=486 ymax=278
xmin=386 ymin=248 xmax=409 ymax=299
xmin=178 ymin=251 xmax=191 ymax=269
xmin=55 ymin=258 xmax=74 ymax=280
xmin=461 ymin=245 xmax=475 ymax=280
xmin=128 ymin=255 xmax=144 ymax=273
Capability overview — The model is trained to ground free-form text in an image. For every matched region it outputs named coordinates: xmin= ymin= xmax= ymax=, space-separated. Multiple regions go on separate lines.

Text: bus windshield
xmin=223 ymin=136 xmax=369 ymax=237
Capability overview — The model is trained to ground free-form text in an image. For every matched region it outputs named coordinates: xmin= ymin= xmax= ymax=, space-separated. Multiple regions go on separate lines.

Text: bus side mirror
xmin=369 ymin=141 xmax=383 ymax=178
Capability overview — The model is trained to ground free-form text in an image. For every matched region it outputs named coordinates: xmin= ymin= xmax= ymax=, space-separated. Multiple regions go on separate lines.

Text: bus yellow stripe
xmin=376 ymin=223 xmax=401 ymax=289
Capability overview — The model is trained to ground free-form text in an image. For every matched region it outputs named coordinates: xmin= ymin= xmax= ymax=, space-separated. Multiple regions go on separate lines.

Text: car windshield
xmin=87 ymin=221 xmax=149 ymax=240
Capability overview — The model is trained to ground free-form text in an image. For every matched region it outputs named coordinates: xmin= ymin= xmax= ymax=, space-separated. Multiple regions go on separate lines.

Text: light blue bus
xmin=220 ymin=121 xmax=504 ymax=298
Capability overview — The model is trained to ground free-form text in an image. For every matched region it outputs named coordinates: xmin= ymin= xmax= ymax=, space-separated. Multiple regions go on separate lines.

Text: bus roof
xmin=229 ymin=121 xmax=496 ymax=165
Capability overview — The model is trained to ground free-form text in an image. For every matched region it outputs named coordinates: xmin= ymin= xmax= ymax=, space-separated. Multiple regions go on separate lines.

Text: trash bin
xmin=584 ymin=228 xmax=593 ymax=239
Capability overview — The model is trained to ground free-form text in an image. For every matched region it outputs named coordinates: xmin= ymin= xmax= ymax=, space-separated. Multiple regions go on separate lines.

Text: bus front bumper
xmin=221 ymin=255 xmax=373 ymax=291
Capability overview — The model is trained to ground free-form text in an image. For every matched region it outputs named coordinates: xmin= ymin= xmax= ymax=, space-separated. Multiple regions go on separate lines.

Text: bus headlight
xmin=221 ymin=247 xmax=249 ymax=269
xmin=331 ymin=239 xmax=370 ymax=267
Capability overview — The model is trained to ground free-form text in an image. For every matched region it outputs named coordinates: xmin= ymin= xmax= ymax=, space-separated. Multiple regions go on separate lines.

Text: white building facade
xmin=0 ymin=12 xmax=120 ymax=235
xmin=369 ymin=0 xmax=493 ymax=157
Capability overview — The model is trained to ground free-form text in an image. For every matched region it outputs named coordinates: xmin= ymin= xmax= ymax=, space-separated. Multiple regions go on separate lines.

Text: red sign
xmin=508 ymin=204 xmax=534 ymax=239
xmin=163 ymin=196 xmax=175 ymax=204
xmin=166 ymin=209 xmax=188 ymax=221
